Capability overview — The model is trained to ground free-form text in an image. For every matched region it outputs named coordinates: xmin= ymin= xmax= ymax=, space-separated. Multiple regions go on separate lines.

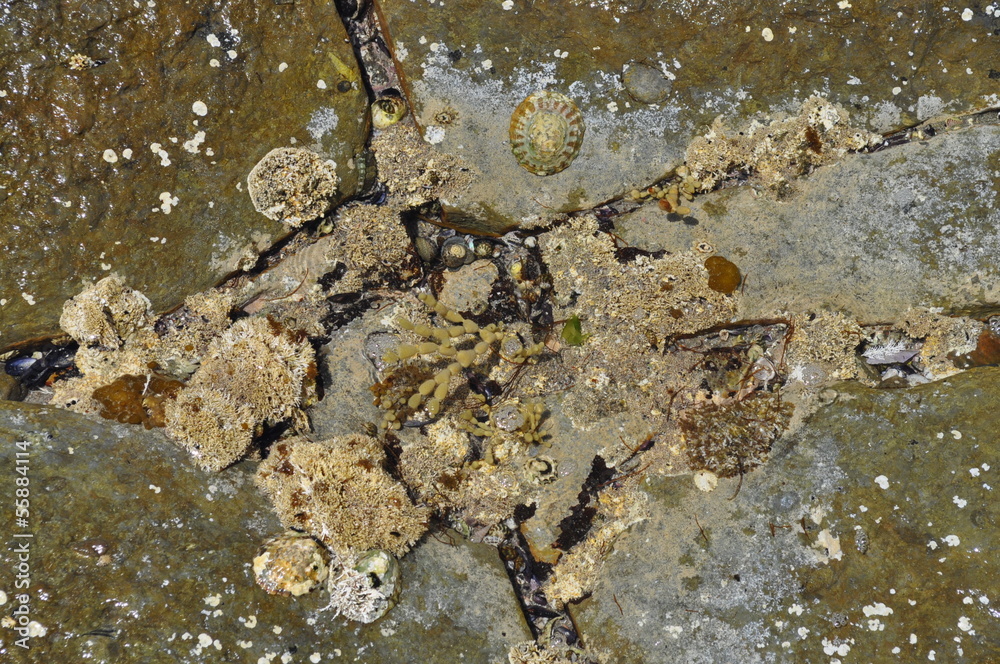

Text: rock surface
xmin=571 ymin=367 xmax=1000 ymax=663
xmin=616 ymin=124 xmax=1000 ymax=322
xmin=0 ymin=402 xmax=530 ymax=662
xmin=375 ymin=0 xmax=998 ymax=233
xmin=0 ymin=1 xmax=370 ymax=350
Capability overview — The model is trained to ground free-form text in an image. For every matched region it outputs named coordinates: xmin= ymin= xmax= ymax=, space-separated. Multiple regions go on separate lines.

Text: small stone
xmin=621 ymin=61 xmax=672 ymax=104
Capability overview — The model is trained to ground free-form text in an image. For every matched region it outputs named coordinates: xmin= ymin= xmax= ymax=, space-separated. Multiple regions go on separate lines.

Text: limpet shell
xmin=509 ymin=91 xmax=585 ymax=176
xmin=253 ymin=531 xmax=330 ymax=596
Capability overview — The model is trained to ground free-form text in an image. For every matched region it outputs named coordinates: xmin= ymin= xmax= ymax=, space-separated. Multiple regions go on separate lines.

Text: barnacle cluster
xmin=508 ymin=641 xmax=597 ymax=664
xmin=369 ymin=122 xmax=472 ymax=209
xmin=52 ymin=277 xmax=233 ymax=414
xmin=164 ymin=316 xmax=316 ymax=471
xmin=679 ymin=392 xmax=794 ymax=478
xmin=255 ymin=435 xmax=429 ymax=559
xmin=541 ymin=216 xmax=737 ymax=346
xmin=901 ymin=308 xmax=982 ymax=380
xmin=784 ymin=311 xmax=863 ymax=383
xmin=59 ymin=273 xmax=155 ymax=351
xmin=246 ymin=147 xmax=339 ymax=227
xmin=51 ymin=276 xmax=316 ymax=471
xmin=685 ymin=96 xmax=880 ymax=192
xmin=324 ymin=549 xmax=402 ymax=623
xmin=542 ymin=482 xmax=649 ymax=605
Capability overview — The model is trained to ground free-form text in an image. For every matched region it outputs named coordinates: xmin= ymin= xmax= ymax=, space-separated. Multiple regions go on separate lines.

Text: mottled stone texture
xmin=375 ymin=0 xmax=997 ymax=232
xmin=0 ymin=402 xmax=530 ymax=663
xmin=0 ymin=0 xmax=370 ymax=349
xmin=617 ymin=125 xmax=1000 ymax=322
xmin=572 ymin=368 xmax=1000 ymax=663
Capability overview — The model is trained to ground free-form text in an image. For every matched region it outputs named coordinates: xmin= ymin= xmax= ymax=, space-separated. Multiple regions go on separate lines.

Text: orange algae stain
xmin=704 ymin=255 xmax=742 ymax=295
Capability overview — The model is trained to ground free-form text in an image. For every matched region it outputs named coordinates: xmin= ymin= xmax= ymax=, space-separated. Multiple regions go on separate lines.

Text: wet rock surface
xmin=3 ymin=1 xmax=1000 ymax=662
xmin=375 ymin=0 xmax=998 ymax=232
xmin=572 ymin=367 xmax=1000 ymax=663
xmin=0 ymin=402 xmax=529 ymax=662
xmin=615 ymin=124 xmax=1000 ymax=322
xmin=0 ymin=1 xmax=370 ymax=349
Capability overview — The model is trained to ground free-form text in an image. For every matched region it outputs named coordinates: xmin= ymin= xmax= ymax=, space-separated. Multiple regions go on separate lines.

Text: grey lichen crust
xmin=247 ymin=147 xmax=339 ymax=227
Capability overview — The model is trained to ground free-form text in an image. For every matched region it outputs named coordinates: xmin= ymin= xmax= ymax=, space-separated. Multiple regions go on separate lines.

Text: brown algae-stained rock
xmin=0 ymin=2 xmax=370 ymax=349
xmin=509 ymin=91 xmax=585 ymax=176
xmin=247 ymin=147 xmax=339 ymax=227
xmin=92 ymin=373 xmax=184 ymax=429
xmin=375 ymin=0 xmax=998 ymax=232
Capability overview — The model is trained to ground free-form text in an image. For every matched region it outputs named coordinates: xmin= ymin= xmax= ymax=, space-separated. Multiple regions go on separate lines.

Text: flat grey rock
xmin=616 ymin=125 xmax=1000 ymax=322
xmin=0 ymin=402 xmax=530 ymax=662
xmin=572 ymin=367 xmax=1000 ymax=663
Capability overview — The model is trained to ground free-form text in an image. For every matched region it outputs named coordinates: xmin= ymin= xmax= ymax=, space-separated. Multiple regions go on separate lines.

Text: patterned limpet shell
xmin=253 ymin=531 xmax=330 ymax=596
xmin=509 ymin=91 xmax=585 ymax=176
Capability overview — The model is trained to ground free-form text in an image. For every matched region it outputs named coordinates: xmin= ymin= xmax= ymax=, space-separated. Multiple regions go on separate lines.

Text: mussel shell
xmin=4 ymin=356 xmax=37 ymax=377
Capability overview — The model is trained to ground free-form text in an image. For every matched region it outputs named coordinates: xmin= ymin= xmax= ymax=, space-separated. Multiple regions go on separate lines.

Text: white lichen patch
xmin=159 ymin=191 xmax=179 ymax=214
xmin=814 ymin=529 xmax=842 ymax=562
xmin=863 ymin=602 xmax=894 ymax=617
xmin=183 ymin=131 xmax=206 ymax=154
